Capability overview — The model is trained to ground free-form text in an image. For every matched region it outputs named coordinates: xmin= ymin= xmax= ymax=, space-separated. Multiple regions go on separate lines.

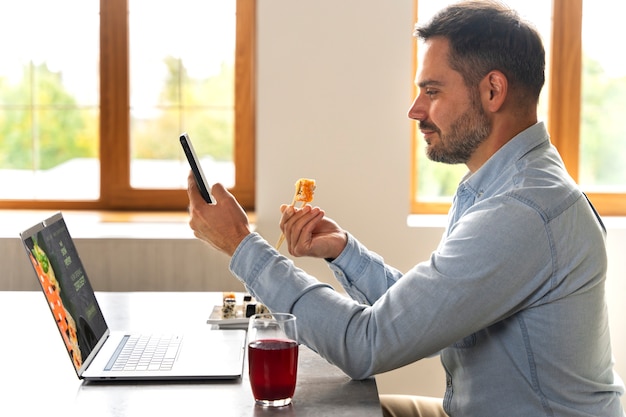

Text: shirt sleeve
xmin=325 ymin=232 xmax=404 ymax=305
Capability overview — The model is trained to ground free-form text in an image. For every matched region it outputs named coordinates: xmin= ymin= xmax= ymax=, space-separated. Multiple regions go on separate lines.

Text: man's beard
xmin=421 ymin=100 xmax=491 ymax=165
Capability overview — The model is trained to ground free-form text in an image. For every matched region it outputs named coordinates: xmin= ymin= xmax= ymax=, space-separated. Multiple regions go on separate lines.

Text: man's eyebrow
xmin=417 ymin=79 xmax=445 ymax=88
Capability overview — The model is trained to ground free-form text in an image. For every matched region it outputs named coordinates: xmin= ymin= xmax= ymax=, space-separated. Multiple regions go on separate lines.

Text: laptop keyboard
xmin=105 ymin=334 xmax=182 ymax=372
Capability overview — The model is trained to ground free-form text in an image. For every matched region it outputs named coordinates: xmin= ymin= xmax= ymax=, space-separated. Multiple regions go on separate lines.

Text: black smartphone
xmin=179 ymin=133 xmax=214 ymax=204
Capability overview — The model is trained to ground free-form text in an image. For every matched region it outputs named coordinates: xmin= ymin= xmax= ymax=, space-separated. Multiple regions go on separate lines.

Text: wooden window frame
xmin=0 ymin=0 xmax=255 ymax=211
xmin=411 ymin=0 xmax=626 ymax=216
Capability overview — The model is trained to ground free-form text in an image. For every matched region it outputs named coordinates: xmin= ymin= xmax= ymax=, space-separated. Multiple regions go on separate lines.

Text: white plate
xmin=207 ymin=305 xmax=249 ymax=329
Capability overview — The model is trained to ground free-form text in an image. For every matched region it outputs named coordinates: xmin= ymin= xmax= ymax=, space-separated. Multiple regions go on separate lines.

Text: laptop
xmin=20 ymin=212 xmax=246 ymax=381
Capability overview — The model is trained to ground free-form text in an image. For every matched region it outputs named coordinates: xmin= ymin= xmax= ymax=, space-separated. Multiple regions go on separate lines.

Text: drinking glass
xmin=247 ymin=313 xmax=298 ymax=407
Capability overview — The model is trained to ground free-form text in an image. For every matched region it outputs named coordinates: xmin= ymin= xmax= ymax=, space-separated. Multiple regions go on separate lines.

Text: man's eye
xmin=425 ymin=89 xmax=437 ymax=97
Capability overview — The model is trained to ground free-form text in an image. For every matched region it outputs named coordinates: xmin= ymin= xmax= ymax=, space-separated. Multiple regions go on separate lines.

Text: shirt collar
xmin=460 ymin=122 xmax=550 ymax=198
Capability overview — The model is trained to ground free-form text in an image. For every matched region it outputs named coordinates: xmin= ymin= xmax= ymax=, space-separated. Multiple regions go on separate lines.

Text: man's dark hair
xmin=415 ymin=0 xmax=545 ymax=106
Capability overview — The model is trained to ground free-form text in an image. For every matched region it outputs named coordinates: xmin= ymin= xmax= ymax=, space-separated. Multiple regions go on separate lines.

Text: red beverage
xmin=248 ymin=338 xmax=299 ymax=402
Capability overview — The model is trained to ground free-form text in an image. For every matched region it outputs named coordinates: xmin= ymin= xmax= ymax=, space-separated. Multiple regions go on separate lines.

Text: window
xmin=411 ymin=0 xmax=626 ymax=216
xmin=0 ymin=0 xmax=255 ymax=211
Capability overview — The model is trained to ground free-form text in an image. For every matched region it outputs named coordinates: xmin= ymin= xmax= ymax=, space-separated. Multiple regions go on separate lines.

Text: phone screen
xmin=179 ymin=133 xmax=214 ymax=204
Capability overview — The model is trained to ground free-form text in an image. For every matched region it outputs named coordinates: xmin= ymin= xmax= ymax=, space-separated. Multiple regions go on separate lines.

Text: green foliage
xmin=0 ymin=58 xmax=234 ymax=173
xmin=416 ymin=144 xmax=467 ymax=201
xmin=131 ymin=57 xmax=234 ymax=162
xmin=579 ymin=56 xmax=626 ymax=188
xmin=0 ymin=62 xmax=96 ymax=170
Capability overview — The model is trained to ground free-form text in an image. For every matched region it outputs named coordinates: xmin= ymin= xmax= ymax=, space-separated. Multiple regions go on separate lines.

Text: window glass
xmin=413 ymin=0 xmax=552 ymax=204
xmin=0 ymin=1 xmax=99 ymax=200
xmin=128 ymin=0 xmax=236 ymax=190
xmin=580 ymin=0 xmax=626 ymax=192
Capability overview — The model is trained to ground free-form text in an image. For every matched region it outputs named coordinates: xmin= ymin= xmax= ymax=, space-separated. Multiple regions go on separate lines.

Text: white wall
xmin=255 ymin=0 xmax=420 ymax=273
xmin=0 ymin=0 xmax=624 ymax=402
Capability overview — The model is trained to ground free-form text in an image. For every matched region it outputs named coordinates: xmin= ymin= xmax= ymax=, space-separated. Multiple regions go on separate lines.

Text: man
xmin=187 ymin=1 xmax=624 ymax=416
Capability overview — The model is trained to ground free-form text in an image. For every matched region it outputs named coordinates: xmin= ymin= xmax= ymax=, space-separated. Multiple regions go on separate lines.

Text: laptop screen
xmin=21 ymin=212 xmax=108 ymax=375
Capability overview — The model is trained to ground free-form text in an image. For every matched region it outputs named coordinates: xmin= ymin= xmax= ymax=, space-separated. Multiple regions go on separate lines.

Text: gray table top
xmin=0 ymin=291 xmax=381 ymax=416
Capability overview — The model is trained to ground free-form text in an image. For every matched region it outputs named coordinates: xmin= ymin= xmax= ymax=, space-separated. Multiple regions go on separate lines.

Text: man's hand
xmin=187 ymin=172 xmax=251 ymax=256
xmin=279 ymin=204 xmax=347 ymax=260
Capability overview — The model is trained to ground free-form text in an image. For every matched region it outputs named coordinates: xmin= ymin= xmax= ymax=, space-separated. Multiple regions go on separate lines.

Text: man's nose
xmin=407 ymin=95 xmax=426 ymax=121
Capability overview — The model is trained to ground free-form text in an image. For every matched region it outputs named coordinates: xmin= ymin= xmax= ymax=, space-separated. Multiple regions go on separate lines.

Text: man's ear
xmin=480 ymin=70 xmax=508 ymax=113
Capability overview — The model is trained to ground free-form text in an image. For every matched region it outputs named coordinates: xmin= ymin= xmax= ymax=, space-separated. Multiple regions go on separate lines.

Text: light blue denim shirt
xmin=230 ymin=122 xmax=624 ymax=416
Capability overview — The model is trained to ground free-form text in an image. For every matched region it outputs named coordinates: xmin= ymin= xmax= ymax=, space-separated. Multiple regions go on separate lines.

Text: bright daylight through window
xmin=128 ymin=0 xmax=236 ymax=191
xmin=0 ymin=0 xmax=242 ymax=208
xmin=0 ymin=1 xmax=99 ymax=200
xmin=579 ymin=0 xmax=626 ymax=194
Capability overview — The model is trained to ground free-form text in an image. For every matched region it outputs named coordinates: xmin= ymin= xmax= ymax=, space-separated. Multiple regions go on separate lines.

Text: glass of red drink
xmin=247 ymin=313 xmax=298 ymax=407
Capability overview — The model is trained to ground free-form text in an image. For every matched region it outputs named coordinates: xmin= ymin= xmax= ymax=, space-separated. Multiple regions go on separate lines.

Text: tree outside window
xmin=0 ymin=0 xmax=255 ymax=210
